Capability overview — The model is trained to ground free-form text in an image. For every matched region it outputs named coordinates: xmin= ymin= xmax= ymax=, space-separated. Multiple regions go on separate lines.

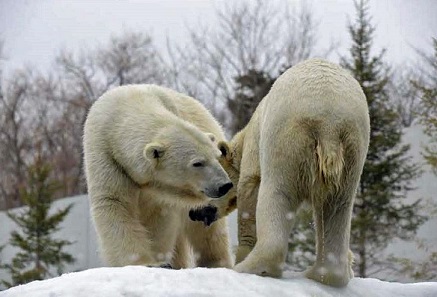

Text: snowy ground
xmin=2 ymin=266 xmax=437 ymax=297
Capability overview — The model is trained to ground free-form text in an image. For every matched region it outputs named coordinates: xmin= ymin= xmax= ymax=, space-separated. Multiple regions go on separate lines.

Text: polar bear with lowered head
xmin=83 ymin=84 xmax=237 ymax=269
xmin=231 ymin=59 xmax=370 ymax=287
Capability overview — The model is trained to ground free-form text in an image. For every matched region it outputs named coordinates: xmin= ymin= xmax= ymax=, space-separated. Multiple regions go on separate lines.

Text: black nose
xmin=218 ymin=182 xmax=233 ymax=196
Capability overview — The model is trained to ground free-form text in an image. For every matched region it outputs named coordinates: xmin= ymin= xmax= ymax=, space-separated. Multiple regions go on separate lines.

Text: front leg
xmin=186 ymin=217 xmax=233 ymax=268
xmin=171 ymin=234 xmax=190 ymax=269
xmin=234 ymin=180 xmax=295 ymax=278
xmin=91 ymin=196 xmax=169 ymax=267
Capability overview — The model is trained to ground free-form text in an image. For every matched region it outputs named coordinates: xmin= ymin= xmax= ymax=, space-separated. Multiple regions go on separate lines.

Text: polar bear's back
xmin=86 ymin=84 xmax=225 ymax=142
xmin=262 ymin=59 xmax=368 ymax=129
xmin=257 ymin=59 xmax=370 ymax=190
xmin=86 ymin=85 xmax=178 ymax=128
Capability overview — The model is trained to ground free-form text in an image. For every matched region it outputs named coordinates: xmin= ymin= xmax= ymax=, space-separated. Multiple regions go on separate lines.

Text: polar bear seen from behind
xmin=232 ymin=59 xmax=370 ymax=287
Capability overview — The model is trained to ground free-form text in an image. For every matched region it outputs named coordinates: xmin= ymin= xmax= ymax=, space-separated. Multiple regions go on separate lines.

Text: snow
xmin=1 ymin=266 xmax=436 ymax=297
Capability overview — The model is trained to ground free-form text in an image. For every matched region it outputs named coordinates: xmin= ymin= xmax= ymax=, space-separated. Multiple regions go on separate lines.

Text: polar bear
xmin=232 ymin=59 xmax=370 ymax=287
xmin=83 ymin=84 xmax=237 ymax=269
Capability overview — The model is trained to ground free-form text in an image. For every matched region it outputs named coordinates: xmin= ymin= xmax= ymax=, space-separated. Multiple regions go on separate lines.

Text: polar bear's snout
xmin=203 ymin=181 xmax=233 ymax=198
xmin=199 ymin=161 xmax=234 ymax=198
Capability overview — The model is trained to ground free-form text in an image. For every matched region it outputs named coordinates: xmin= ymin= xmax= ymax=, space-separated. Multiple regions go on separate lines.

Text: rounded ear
xmin=217 ymin=141 xmax=231 ymax=160
xmin=205 ymin=133 xmax=216 ymax=142
xmin=144 ymin=142 xmax=165 ymax=160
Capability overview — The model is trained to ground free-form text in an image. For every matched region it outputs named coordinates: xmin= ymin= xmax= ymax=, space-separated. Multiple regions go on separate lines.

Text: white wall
xmin=0 ymin=195 xmax=102 ymax=286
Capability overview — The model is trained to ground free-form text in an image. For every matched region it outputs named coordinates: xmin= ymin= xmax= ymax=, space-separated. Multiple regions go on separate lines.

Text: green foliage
xmin=286 ymin=208 xmax=315 ymax=270
xmin=410 ymin=251 xmax=437 ymax=281
xmin=0 ymin=159 xmax=75 ymax=288
xmin=227 ymin=69 xmax=275 ymax=135
xmin=393 ymin=247 xmax=437 ymax=281
xmin=341 ymin=0 xmax=425 ymax=278
xmin=415 ymin=38 xmax=437 ymax=173
xmin=407 ymin=37 xmax=437 ymax=281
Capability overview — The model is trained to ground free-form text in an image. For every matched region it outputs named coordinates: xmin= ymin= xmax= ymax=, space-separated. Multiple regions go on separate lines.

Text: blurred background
xmin=0 ymin=0 xmax=436 ymax=290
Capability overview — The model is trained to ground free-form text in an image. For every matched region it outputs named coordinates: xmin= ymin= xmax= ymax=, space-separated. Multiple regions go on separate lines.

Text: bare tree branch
xmin=165 ymin=0 xmax=334 ymax=130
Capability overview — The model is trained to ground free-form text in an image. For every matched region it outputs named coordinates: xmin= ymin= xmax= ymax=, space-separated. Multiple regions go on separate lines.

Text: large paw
xmin=189 ymin=205 xmax=218 ymax=226
xmin=234 ymin=258 xmax=283 ymax=278
xmin=305 ymin=264 xmax=351 ymax=287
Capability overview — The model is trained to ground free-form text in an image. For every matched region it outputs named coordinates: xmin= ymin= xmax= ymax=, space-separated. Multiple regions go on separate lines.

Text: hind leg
xmin=235 ymin=175 xmax=260 ymax=264
xmin=234 ymin=179 xmax=299 ymax=277
xmin=305 ymin=190 xmax=355 ymax=287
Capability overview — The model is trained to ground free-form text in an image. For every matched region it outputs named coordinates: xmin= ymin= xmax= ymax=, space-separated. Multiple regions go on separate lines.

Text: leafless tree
xmin=0 ymin=41 xmax=5 ymax=209
xmin=52 ymin=31 xmax=166 ymax=195
xmin=167 ymin=0 xmax=335 ymax=129
xmin=0 ymin=32 xmax=165 ymax=209
xmin=389 ymin=66 xmax=422 ymax=128
xmin=97 ymin=30 xmax=167 ymax=87
xmin=0 ymin=69 xmax=36 ymax=209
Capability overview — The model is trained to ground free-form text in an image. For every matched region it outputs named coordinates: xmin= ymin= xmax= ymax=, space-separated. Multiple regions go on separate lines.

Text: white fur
xmin=83 ymin=84 xmax=235 ymax=268
xmin=232 ymin=59 xmax=370 ymax=287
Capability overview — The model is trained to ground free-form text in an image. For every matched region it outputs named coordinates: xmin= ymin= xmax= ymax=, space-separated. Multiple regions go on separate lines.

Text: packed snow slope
xmin=2 ymin=266 xmax=437 ymax=297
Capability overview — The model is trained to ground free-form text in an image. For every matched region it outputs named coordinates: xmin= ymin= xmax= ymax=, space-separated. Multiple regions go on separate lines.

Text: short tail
xmin=315 ymin=137 xmax=344 ymax=192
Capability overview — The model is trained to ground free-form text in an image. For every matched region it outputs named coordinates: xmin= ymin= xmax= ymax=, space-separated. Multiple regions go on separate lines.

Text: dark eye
xmin=192 ymin=161 xmax=205 ymax=168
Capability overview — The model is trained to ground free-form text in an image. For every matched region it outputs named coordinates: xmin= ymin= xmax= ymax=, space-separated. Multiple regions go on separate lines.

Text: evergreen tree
xmin=341 ymin=0 xmax=426 ymax=278
xmin=415 ymin=38 xmax=437 ymax=173
xmin=227 ymin=69 xmax=275 ymax=135
xmin=286 ymin=209 xmax=315 ymax=270
xmin=0 ymin=158 xmax=75 ymax=288
xmin=396 ymin=251 xmax=437 ymax=281
xmin=406 ymin=37 xmax=437 ymax=281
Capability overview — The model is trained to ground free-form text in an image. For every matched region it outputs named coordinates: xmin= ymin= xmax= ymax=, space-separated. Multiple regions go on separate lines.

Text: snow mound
xmin=2 ymin=266 xmax=437 ymax=297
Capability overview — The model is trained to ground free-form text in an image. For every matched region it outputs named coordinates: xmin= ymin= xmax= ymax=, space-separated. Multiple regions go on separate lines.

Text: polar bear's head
xmin=189 ymin=140 xmax=240 ymax=225
xmin=143 ymin=126 xmax=233 ymax=200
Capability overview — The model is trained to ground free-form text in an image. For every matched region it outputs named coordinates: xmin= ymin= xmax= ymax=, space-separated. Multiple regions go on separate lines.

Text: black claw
xmin=189 ymin=205 xmax=218 ymax=226
xmin=160 ymin=263 xmax=173 ymax=269
xmin=146 ymin=263 xmax=173 ymax=269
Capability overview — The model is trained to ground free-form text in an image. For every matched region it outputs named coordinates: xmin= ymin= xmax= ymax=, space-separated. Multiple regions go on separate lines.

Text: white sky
xmin=0 ymin=0 xmax=436 ymax=75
